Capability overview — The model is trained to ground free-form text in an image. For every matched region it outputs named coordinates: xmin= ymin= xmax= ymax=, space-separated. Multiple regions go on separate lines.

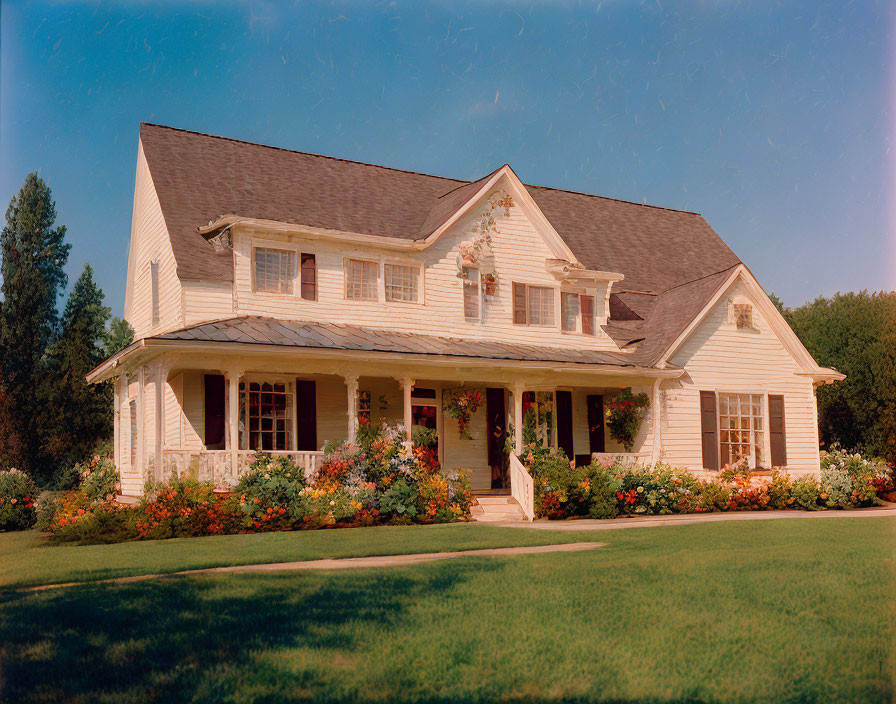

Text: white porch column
xmin=651 ymin=378 xmax=662 ymax=464
xmin=512 ymin=382 xmax=524 ymax=455
xmin=113 ymin=373 xmax=123 ymax=469
xmin=137 ymin=365 xmax=146 ymax=482
xmin=225 ymin=367 xmax=243 ymax=479
xmin=398 ymin=377 xmax=415 ymax=442
xmin=344 ymin=373 xmax=359 ymax=442
xmin=151 ymin=359 xmax=175 ymax=484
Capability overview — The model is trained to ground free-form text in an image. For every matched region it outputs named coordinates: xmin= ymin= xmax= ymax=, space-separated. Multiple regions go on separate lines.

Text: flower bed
xmin=0 ymin=469 xmax=37 ymax=531
xmin=41 ymin=425 xmax=472 ymax=545
xmin=523 ymin=445 xmax=892 ymax=521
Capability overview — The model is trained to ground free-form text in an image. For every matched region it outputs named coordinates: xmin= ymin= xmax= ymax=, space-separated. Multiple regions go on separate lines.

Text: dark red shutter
xmin=556 ymin=390 xmax=574 ymax=460
xmin=204 ymin=374 xmax=226 ymax=449
xmin=587 ymin=395 xmax=605 ymax=453
xmin=296 ymin=380 xmax=317 ymax=451
xmin=512 ymin=283 xmax=527 ymax=324
xmin=700 ymin=391 xmax=719 ymax=470
xmin=301 ymin=254 xmax=316 ymax=301
xmin=486 ymin=388 xmax=507 ymax=486
xmin=769 ymin=395 xmax=787 ymax=467
xmin=581 ymin=295 xmax=595 ymax=335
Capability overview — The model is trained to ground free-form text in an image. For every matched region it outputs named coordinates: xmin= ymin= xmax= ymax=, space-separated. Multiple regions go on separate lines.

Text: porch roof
xmin=89 ymin=316 xmax=689 ymax=382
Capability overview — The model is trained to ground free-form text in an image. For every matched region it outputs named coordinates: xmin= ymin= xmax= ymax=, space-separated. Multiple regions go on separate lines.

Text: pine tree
xmin=104 ymin=317 xmax=135 ymax=357
xmin=0 ymin=173 xmax=70 ymax=480
xmin=42 ymin=264 xmax=111 ymax=479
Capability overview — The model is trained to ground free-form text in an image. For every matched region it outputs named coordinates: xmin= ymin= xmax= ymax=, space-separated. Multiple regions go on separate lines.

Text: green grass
xmin=1 ymin=517 xmax=894 ymax=703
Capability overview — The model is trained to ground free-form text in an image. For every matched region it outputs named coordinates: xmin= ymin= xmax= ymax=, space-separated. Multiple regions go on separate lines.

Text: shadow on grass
xmin=0 ymin=559 xmax=730 ymax=704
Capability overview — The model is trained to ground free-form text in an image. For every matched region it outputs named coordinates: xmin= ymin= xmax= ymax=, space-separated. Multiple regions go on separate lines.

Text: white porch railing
xmin=509 ymin=452 xmax=535 ymax=522
xmin=161 ymin=449 xmax=324 ymax=487
xmin=591 ymin=452 xmax=652 ymax=467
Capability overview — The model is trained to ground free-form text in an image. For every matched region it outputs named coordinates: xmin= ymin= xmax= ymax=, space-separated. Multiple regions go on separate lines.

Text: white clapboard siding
xmin=124 ymin=143 xmax=184 ymax=339
xmin=662 ymin=279 xmax=819 ymax=474
xmin=222 ymin=180 xmax=621 ymax=352
xmin=182 ymin=280 xmax=234 ymax=326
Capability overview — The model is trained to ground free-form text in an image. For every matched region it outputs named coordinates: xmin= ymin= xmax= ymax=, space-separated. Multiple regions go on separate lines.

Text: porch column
xmin=113 ymin=373 xmax=123 ymax=469
xmin=398 ymin=377 xmax=414 ymax=442
xmin=225 ymin=367 xmax=243 ymax=479
xmin=651 ymin=378 xmax=662 ymax=464
xmin=344 ymin=373 xmax=359 ymax=441
xmin=512 ymin=382 xmax=524 ymax=455
xmin=151 ymin=358 xmax=176 ymax=484
xmin=136 ymin=365 xmax=146 ymax=481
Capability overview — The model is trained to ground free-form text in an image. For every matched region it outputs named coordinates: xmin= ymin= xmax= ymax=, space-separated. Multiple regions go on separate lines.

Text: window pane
xmin=527 ymin=286 xmax=555 ymax=326
xmin=561 ymin=292 xmax=580 ymax=332
xmin=463 ymin=267 xmax=480 ymax=320
xmin=255 ymin=248 xmax=296 ymax=294
xmin=385 ymin=263 xmax=419 ymax=302
xmin=243 ymin=380 xmax=293 ymax=451
xmin=718 ymin=392 xmax=766 ymax=468
xmin=345 ymin=259 xmax=378 ymax=300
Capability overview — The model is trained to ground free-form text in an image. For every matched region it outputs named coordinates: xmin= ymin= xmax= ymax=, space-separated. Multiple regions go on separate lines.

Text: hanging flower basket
xmin=605 ymin=388 xmax=650 ymax=452
xmin=443 ymin=387 xmax=484 ymax=439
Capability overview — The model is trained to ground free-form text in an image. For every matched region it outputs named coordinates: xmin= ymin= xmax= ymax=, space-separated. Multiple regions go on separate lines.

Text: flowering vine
xmin=442 ymin=387 xmax=484 ymax=439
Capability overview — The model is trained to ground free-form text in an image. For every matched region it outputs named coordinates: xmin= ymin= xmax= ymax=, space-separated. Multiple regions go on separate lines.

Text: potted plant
xmin=443 ymin=387 xmax=484 ymax=439
xmin=604 ymin=388 xmax=650 ymax=452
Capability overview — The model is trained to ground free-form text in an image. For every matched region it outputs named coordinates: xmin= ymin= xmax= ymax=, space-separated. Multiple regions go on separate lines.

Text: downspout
xmin=651 ymin=377 xmax=662 ymax=465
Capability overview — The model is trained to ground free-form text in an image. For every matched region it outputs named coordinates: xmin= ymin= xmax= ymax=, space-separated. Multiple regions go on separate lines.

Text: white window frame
xmin=462 ymin=266 xmax=482 ymax=321
xmin=343 ymin=256 xmax=380 ymax=302
xmin=560 ymin=288 xmax=597 ymax=335
xmin=252 ymin=240 xmax=299 ymax=297
xmin=383 ymin=258 xmax=424 ymax=304
xmin=526 ymin=285 xmax=556 ymax=327
xmin=714 ymin=389 xmax=771 ymax=470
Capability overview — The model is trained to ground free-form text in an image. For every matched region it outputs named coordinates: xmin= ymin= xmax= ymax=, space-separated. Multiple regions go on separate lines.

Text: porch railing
xmin=591 ymin=452 xmax=652 ymax=467
xmin=509 ymin=452 xmax=535 ymax=522
xmin=161 ymin=449 xmax=324 ymax=487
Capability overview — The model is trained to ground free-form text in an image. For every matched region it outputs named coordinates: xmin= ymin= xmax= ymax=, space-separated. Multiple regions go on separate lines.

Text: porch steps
xmin=470 ymin=495 xmax=527 ymax=523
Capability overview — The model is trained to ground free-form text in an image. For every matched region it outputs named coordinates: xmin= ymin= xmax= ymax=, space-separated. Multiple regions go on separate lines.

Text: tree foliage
xmin=0 ymin=173 xmax=71 ymax=479
xmin=104 ymin=317 xmax=134 ymax=357
xmin=780 ymin=291 xmax=896 ymax=464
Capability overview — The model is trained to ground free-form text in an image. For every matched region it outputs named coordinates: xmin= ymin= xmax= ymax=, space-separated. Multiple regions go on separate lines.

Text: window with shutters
xmin=462 ymin=267 xmax=481 ymax=320
xmin=718 ymin=393 xmax=765 ymax=468
xmin=239 ymin=380 xmax=294 ymax=451
xmin=512 ymin=282 xmax=555 ymax=327
xmin=384 ymin=262 xmax=420 ymax=303
xmin=561 ymin=292 xmax=597 ymax=335
xmin=254 ymin=248 xmax=297 ymax=295
xmin=150 ymin=261 xmax=160 ymax=327
xmin=344 ymin=258 xmax=379 ymax=301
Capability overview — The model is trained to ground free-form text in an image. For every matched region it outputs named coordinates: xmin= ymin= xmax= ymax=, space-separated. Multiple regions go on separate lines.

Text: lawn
xmin=1 ymin=517 xmax=894 ymax=703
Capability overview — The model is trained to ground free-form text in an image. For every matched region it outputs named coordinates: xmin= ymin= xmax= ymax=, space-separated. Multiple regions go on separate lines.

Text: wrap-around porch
xmin=110 ymin=347 xmax=678 ymax=499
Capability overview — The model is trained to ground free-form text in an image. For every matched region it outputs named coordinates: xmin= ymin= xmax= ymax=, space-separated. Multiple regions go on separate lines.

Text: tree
xmin=104 ymin=317 xmax=134 ymax=357
xmin=0 ymin=173 xmax=70 ymax=479
xmin=42 ymin=264 xmax=111 ymax=480
xmin=784 ymin=291 xmax=896 ymax=463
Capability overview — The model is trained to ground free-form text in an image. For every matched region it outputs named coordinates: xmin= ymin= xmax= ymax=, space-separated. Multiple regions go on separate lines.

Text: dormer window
xmin=462 ymin=266 xmax=481 ymax=320
xmin=255 ymin=248 xmax=296 ymax=295
xmin=734 ymin=303 xmax=753 ymax=329
xmin=561 ymin=292 xmax=596 ymax=335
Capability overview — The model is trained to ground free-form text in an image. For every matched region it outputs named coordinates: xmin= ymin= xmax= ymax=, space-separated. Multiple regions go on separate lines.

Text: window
xmin=522 ymin=391 xmax=555 ymax=448
xmin=358 ymin=390 xmax=372 ymax=426
xmin=150 ymin=261 xmax=160 ymax=327
xmin=734 ymin=303 xmax=753 ymax=329
xmin=527 ymin=286 xmax=555 ymax=326
xmin=512 ymin=283 xmax=556 ymax=327
xmin=561 ymin=293 xmax=579 ymax=332
xmin=385 ymin=262 xmax=420 ymax=303
xmin=462 ymin=267 xmax=481 ymax=320
xmin=255 ymin=248 xmax=296 ymax=295
xmin=719 ymin=393 xmax=765 ymax=468
xmin=345 ymin=258 xmax=378 ymax=300
xmin=300 ymin=254 xmax=317 ymax=301
xmin=239 ymin=381 xmax=294 ymax=451
xmin=581 ymin=295 xmax=595 ymax=335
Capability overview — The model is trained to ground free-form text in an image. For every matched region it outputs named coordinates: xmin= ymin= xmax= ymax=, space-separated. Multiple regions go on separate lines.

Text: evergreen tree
xmin=104 ymin=317 xmax=135 ymax=357
xmin=0 ymin=173 xmax=70 ymax=479
xmin=42 ymin=264 xmax=111 ymax=479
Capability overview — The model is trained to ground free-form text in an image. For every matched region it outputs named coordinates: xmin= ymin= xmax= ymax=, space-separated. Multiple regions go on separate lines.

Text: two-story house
xmin=88 ymin=123 xmax=843 ymax=500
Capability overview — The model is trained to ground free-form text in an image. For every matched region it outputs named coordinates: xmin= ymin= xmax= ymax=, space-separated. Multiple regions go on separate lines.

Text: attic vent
xmin=209 ymin=230 xmax=233 ymax=253
xmin=734 ymin=304 xmax=753 ymax=329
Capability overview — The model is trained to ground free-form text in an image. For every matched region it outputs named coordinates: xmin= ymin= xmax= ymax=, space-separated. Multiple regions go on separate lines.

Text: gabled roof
xmin=137 ymin=122 xmax=748 ymax=366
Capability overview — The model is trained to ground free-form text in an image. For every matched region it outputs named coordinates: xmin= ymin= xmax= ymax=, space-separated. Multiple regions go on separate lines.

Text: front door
xmin=587 ymin=394 xmax=605 ymax=453
xmin=486 ymin=387 xmax=507 ymax=488
xmin=556 ymin=390 xmax=574 ymax=460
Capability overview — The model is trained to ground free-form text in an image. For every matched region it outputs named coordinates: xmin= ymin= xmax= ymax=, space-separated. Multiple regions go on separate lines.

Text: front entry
xmin=486 ymin=388 xmax=508 ymax=488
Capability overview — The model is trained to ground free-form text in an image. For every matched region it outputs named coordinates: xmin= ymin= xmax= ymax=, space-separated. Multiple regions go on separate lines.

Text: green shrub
xmin=412 ymin=425 xmax=438 ymax=449
xmin=0 ymin=469 xmax=38 ymax=530
xmin=380 ymin=479 xmax=419 ymax=521
xmin=791 ymin=476 xmax=822 ymax=510
xmin=696 ymin=480 xmax=730 ymax=513
xmin=766 ymin=470 xmax=794 ymax=509
xmin=78 ymin=456 xmax=120 ymax=501
xmin=819 ymin=448 xmax=885 ymax=508
xmin=585 ymin=464 xmax=620 ymax=519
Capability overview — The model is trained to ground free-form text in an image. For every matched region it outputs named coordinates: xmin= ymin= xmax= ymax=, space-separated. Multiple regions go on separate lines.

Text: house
xmin=88 ymin=123 xmax=843 ymax=508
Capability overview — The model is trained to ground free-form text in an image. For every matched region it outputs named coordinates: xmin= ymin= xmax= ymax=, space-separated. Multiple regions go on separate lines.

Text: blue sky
xmin=2 ymin=1 xmax=893 ymax=316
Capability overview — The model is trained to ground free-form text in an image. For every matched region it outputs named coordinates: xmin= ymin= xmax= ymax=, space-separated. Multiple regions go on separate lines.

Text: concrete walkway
xmin=498 ymin=504 xmax=896 ymax=531
xmin=16 ymin=541 xmax=607 ymax=593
